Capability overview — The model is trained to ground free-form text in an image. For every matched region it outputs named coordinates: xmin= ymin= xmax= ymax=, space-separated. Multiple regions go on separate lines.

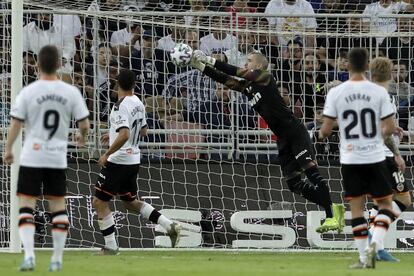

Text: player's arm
xmin=193 ymin=50 xmax=270 ymax=84
xmin=191 ymin=59 xmax=247 ymax=92
xmin=76 ymin=118 xmax=90 ymax=147
xmin=319 ymin=88 xmax=337 ymax=139
xmin=140 ymin=125 xmax=148 ymax=137
xmin=4 ymin=118 xmax=23 ymax=164
xmin=104 ymin=128 xmax=130 ymax=157
xmin=319 ymin=116 xmax=335 ymax=139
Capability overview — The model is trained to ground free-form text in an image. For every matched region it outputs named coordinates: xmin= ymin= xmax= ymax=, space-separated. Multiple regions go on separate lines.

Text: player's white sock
xmin=140 ymin=202 xmax=172 ymax=232
xmin=376 ymin=201 xmax=405 ymax=250
xmin=98 ymin=213 xmax=118 ymax=250
xmin=351 ymin=217 xmax=368 ymax=263
xmin=368 ymin=206 xmax=378 ymax=236
xmin=51 ymin=211 xmax=69 ymax=263
xmin=372 ymin=209 xmax=396 ymax=252
xmin=18 ymin=208 xmax=36 ymax=261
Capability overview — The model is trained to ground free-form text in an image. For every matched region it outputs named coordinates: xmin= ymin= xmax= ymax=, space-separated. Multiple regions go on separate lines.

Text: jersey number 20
xmin=343 ymin=108 xmax=376 ymax=139
xmin=44 ymin=110 xmax=59 ymax=140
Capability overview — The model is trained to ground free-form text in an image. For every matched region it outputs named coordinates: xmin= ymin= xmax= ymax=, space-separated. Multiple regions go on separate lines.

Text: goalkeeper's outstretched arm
xmin=203 ymin=64 xmax=248 ymax=92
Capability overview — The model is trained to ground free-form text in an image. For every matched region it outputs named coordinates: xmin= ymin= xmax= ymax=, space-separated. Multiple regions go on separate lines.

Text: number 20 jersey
xmin=108 ymin=95 xmax=147 ymax=165
xmin=10 ymin=80 xmax=89 ymax=168
xmin=323 ymin=80 xmax=395 ymax=164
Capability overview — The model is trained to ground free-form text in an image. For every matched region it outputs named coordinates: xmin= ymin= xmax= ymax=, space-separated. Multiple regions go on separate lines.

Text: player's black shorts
xmin=95 ymin=162 xmax=140 ymax=202
xmin=342 ymin=161 xmax=394 ymax=200
xmin=385 ymin=156 xmax=411 ymax=194
xmin=278 ymin=125 xmax=316 ymax=176
xmin=17 ymin=166 xmax=67 ymax=197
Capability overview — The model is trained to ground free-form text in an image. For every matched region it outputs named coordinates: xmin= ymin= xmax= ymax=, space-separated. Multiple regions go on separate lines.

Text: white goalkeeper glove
xmin=190 ymin=56 xmax=206 ymax=72
xmin=192 ymin=50 xmax=216 ymax=66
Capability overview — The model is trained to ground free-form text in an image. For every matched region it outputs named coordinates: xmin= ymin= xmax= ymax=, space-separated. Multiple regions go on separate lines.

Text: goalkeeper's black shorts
xmin=95 ymin=162 xmax=140 ymax=202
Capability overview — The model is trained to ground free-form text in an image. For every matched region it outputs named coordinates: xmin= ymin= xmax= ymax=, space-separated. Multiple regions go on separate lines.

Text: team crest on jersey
xmin=113 ymin=115 xmax=125 ymax=125
xmin=396 ymin=183 xmax=405 ymax=192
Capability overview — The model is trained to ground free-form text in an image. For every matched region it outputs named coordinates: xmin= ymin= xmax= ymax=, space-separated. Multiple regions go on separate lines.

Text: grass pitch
xmin=1 ymin=250 xmax=413 ymax=275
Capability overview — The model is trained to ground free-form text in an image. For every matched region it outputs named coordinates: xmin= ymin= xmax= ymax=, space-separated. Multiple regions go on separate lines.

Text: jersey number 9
xmin=44 ymin=110 xmax=60 ymax=140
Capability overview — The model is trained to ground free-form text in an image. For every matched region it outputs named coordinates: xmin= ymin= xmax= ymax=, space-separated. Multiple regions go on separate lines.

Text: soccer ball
xmin=170 ymin=43 xmax=193 ymax=67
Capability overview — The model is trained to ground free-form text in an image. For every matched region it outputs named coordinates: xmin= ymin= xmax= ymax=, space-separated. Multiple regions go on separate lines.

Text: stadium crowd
xmin=1 ymin=0 xmax=414 ymax=156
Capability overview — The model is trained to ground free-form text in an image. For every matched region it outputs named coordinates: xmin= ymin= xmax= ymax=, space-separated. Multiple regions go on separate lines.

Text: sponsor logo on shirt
xmin=33 ymin=143 xmax=41 ymax=151
xmin=126 ymin=148 xmax=133 ymax=155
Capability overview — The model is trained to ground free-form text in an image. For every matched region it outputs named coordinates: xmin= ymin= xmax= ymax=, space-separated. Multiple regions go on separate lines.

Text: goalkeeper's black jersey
xmin=203 ymin=61 xmax=302 ymax=138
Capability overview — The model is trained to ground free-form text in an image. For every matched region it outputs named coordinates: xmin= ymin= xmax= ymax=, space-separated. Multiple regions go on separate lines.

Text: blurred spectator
xmin=85 ymin=43 xmax=115 ymax=121
xmin=131 ymin=30 xmax=175 ymax=97
xmin=316 ymin=0 xmax=347 ymax=46
xmin=200 ymin=16 xmax=238 ymax=55
xmin=294 ymin=52 xmax=330 ymax=122
xmin=380 ymin=11 xmax=414 ymax=68
xmin=184 ymin=0 xmax=209 ymax=27
xmin=157 ymin=28 xmax=185 ymax=51
xmin=389 ymin=61 xmax=414 ymax=103
xmin=309 ymin=0 xmax=325 ymax=12
xmin=23 ymin=13 xmax=76 ymax=73
xmin=145 ymin=0 xmax=189 ymax=11
xmin=279 ymin=38 xmax=304 ymax=83
xmin=185 ymin=30 xmax=200 ymax=51
xmin=111 ymin=21 xmax=142 ymax=57
xmin=224 ymin=31 xmax=255 ymax=67
xmin=53 ymin=14 xmax=82 ymax=38
xmin=318 ymin=16 xmax=376 ymax=68
xmin=252 ymin=18 xmax=280 ymax=75
xmin=362 ymin=0 xmax=412 ymax=45
xmin=327 ymin=51 xmax=349 ymax=82
xmin=224 ymin=0 xmax=257 ymax=28
xmin=23 ymin=51 xmax=37 ymax=85
xmin=122 ymin=0 xmax=149 ymax=11
xmin=265 ymin=0 xmax=318 ymax=48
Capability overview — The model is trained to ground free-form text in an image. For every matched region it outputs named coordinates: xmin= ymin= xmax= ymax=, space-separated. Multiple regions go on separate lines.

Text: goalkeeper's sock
xmin=18 ymin=207 xmax=36 ymax=261
xmin=372 ymin=209 xmax=396 ymax=252
xmin=98 ymin=213 xmax=118 ymax=250
xmin=303 ymin=166 xmax=333 ymax=218
xmin=140 ymin=202 xmax=173 ymax=232
xmin=51 ymin=211 xmax=69 ymax=264
xmin=352 ymin=217 xmax=369 ymax=263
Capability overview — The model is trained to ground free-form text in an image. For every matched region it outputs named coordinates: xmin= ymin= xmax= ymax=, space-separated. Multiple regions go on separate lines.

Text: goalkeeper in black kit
xmin=190 ymin=50 xmax=345 ymax=233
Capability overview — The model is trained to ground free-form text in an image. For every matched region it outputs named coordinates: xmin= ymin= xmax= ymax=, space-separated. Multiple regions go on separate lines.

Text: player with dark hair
xmin=5 ymin=45 xmax=90 ymax=271
xmin=93 ymin=69 xmax=181 ymax=255
xmin=189 ymin=50 xmax=345 ymax=233
xmin=320 ymin=48 xmax=398 ymax=269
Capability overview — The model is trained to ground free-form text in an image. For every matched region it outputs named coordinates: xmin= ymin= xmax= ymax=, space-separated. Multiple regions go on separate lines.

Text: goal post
xmin=9 ymin=0 xmax=23 ymax=253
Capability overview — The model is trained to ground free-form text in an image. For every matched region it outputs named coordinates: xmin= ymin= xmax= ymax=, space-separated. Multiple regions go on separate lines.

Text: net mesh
xmin=0 ymin=0 xmax=414 ymax=249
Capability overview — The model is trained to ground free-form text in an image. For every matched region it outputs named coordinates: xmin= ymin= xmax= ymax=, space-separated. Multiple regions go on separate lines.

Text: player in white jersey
xmin=368 ymin=57 xmax=412 ymax=262
xmin=92 ymin=69 xmax=181 ymax=254
xmin=319 ymin=48 xmax=397 ymax=269
xmin=4 ymin=45 xmax=90 ymax=271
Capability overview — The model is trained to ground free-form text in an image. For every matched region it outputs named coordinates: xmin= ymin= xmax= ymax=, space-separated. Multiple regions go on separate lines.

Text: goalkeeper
xmin=190 ymin=50 xmax=345 ymax=233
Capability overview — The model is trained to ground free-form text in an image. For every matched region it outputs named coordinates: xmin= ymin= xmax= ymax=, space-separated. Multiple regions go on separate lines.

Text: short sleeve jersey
xmin=10 ymin=80 xmax=89 ymax=168
xmin=323 ymin=80 xmax=395 ymax=164
xmin=108 ymin=95 xmax=147 ymax=165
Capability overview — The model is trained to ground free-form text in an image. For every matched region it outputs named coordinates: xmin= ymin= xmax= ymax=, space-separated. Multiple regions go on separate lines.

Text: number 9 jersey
xmin=10 ymin=80 xmax=89 ymax=169
xmin=323 ymin=80 xmax=395 ymax=164
xmin=108 ymin=95 xmax=147 ymax=165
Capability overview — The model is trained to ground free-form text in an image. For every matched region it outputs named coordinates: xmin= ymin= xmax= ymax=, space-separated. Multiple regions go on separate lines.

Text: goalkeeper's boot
xmin=365 ymin=242 xmax=376 ymax=269
xmin=19 ymin=257 xmax=35 ymax=271
xmin=168 ymin=222 xmax=182 ymax=248
xmin=316 ymin=217 xmax=340 ymax=233
xmin=94 ymin=247 xmax=120 ymax=256
xmin=377 ymin=249 xmax=400 ymax=262
xmin=333 ymin=203 xmax=346 ymax=233
xmin=48 ymin=261 xmax=62 ymax=272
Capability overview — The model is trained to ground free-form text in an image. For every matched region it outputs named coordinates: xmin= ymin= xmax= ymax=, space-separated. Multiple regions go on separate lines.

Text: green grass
xmin=1 ymin=251 xmax=413 ymax=276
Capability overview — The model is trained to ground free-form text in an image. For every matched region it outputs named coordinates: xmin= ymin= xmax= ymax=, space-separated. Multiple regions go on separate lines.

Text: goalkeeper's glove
xmin=190 ymin=55 xmax=206 ymax=72
xmin=192 ymin=50 xmax=216 ymax=66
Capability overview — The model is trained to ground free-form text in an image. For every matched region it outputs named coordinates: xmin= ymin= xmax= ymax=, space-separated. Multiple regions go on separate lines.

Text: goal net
xmin=1 ymin=0 xmax=414 ymax=250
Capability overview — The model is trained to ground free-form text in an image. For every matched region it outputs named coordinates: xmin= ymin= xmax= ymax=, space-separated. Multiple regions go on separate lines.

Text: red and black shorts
xmin=17 ymin=166 xmax=67 ymax=197
xmin=95 ymin=162 xmax=140 ymax=202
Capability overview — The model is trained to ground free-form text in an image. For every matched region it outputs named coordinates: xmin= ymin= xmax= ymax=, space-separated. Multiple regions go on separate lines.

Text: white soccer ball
xmin=170 ymin=43 xmax=193 ymax=67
